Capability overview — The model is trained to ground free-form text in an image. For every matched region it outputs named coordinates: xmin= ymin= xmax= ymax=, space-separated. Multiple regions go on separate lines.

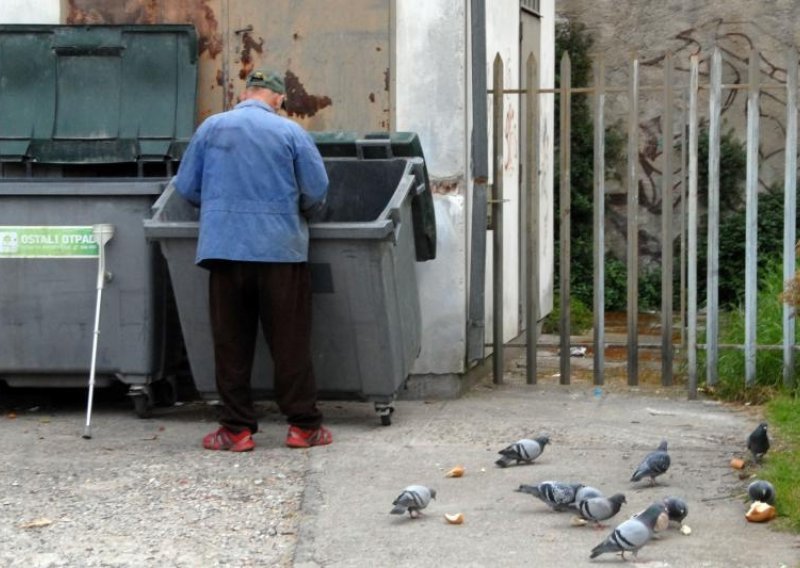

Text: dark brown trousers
xmin=208 ymin=260 xmax=322 ymax=433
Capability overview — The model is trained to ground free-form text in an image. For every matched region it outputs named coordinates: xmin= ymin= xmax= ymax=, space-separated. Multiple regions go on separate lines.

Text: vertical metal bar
xmin=626 ymin=54 xmax=640 ymax=386
xmin=526 ymin=53 xmax=540 ymax=385
xmin=661 ymin=52 xmax=674 ymax=386
xmin=559 ymin=52 xmax=572 ymax=385
xmin=783 ymin=47 xmax=798 ymax=388
xmin=466 ymin=0 xmax=489 ymax=364
xmin=593 ymin=57 xmax=606 ymax=386
xmin=492 ymin=53 xmax=505 ymax=385
xmin=707 ymin=47 xmax=722 ymax=386
xmin=745 ymin=49 xmax=761 ymax=387
xmin=680 ymin=96 xmax=688 ymax=352
xmin=688 ymin=56 xmax=700 ymax=399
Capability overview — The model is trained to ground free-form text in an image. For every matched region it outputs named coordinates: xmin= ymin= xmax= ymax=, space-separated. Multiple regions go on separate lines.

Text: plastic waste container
xmin=144 ymin=134 xmax=434 ymax=424
xmin=0 ymin=24 xmax=198 ymax=416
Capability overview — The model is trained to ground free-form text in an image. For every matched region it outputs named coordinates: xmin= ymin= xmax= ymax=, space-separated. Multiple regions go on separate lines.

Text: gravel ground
xmin=0 ymin=392 xmax=306 ymax=568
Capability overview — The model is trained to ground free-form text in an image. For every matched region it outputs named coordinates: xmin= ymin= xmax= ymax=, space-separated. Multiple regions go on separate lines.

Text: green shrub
xmin=542 ymin=295 xmax=593 ymax=335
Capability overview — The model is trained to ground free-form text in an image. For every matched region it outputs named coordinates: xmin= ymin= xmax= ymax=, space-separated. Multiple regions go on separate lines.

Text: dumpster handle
xmin=387 ymin=207 xmax=402 ymax=245
xmin=355 ymin=139 xmax=393 ymax=160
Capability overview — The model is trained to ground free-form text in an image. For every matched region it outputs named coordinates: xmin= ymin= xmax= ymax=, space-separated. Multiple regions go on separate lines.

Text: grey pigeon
xmin=495 ymin=435 xmax=550 ymax=468
xmin=590 ymin=503 xmax=666 ymax=560
xmin=574 ymin=486 xmax=603 ymax=508
xmin=516 ymin=481 xmax=584 ymax=511
xmin=748 ymin=480 xmax=776 ymax=505
xmin=662 ymin=496 xmax=689 ymax=524
xmin=747 ymin=422 xmax=770 ymax=463
xmin=578 ymin=493 xmax=627 ymax=527
xmin=630 ymin=440 xmax=671 ymax=485
xmin=390 ymin=485 xmax=436 ymax=518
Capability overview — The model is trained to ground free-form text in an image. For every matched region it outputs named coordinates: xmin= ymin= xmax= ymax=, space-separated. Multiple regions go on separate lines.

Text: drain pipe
xmin=466 ymin=0 xmax=488 ymax=365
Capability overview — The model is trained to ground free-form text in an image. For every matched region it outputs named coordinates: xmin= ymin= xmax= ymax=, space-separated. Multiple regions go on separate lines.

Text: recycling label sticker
xmin=0 ymin=226 xmax=100 ymax=258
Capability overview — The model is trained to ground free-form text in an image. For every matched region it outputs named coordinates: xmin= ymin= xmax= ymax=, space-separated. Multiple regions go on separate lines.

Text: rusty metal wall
xmin=64 ymin=0 xmax=391 ymax=131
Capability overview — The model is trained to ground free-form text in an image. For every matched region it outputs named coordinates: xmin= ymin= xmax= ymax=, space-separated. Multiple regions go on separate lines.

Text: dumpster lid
xmin=310 ymin=130 xmax=431 ymax=192
xmin=0 ymin=24 xmax=198 ymax=165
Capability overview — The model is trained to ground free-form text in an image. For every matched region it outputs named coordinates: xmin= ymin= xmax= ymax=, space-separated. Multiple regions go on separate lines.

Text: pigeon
xmin=748 ymin=480 xmax=776 ymax=505
xmin=574 ymin=486 xmax=604 ymax=508
xmin=590 ymin=503 xmax=666 ymax=560
xmin=516 ymin=481 xmax=584 ymax=511
xmin=390 ymin=485 xmax=436 ymax=518
xmin=495 ymin=435 xmax=550 ymax=468
xmin=578 ymin=493 xmax=627 ymax=527
xmin=662 ymin=496 xmax=689 ymax=524
xmin=630 ymin=440 xmax=671 ymax=485
xmin=747 ymin=422 xmax=770 ymax=463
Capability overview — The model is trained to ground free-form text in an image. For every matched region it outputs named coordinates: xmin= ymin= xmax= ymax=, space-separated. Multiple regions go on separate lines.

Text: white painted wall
xmin=395 ymin=0 xmax=469 ymax=374
xmin=538 ymin=1 xmax=556 ymax=318
xmin=0 ymin=0 xmax=59 ymax=23
xmin=485 ymin=0 xmax=521 ymax=343
xmin=396 ymin=0 xmax=554 ymax=375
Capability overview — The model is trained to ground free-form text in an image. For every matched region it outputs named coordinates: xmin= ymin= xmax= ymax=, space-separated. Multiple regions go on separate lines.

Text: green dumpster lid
xmin=0 ymin=24 xmax=197 ymax=164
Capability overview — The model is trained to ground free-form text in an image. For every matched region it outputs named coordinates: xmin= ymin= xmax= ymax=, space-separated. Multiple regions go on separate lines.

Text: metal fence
xmin=490 ymin=47 xmax=799 ymax=398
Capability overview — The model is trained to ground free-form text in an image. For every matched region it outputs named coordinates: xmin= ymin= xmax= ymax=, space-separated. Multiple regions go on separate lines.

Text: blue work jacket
xmin=173 ymin=99 xmax=328 ymax=264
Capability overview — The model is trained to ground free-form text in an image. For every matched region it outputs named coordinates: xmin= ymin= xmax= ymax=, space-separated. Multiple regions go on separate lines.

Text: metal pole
xmin=688 ymin=56 xmax=700 ymax=399
xmin=783 ymin=47 xmax=798 ymax=388
xmin=745 ymin=49 xmax=761 ymax=387
xmin=492 ymin=53 xmax=505 ymax=385
xmin=466 ymin=0 xmax=489 ymax=364
xmin=680 ymin=97 xmax=688 ymax=352
xmin=526 ymin=52 xmax=540 ymax=385
xmin=559 ymin=52 xmax=572 ymax=385
xmin=626 ymin=54 xmax=640 ymax=386
xmin=593 ymin=57 xmax=606 ymax=386
xmin=707 ymin=47 xmax=722 ymax=386
xmin=661 ymin=52 xmax=674 ymax=386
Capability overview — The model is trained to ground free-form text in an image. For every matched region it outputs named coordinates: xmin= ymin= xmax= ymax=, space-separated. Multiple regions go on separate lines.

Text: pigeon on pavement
xmin=575 ymin=485 xmax=603 ymax=507
xmin=747 ymin=422 xmax=770 ymax=463
xmin=495 ymin=435 xmax=550 ymax=468
xmin=578 ymin=493 xmax=627 ymax=527
xmin=748 ymin=480 xmax=776 ymax=505
xmin=590 ymin=503 xmax=666 ymax=560
xmin=390 ymin=485 xmax=436 ymax=518
xmin=516 ymin=481 xmax=584 ymax=511
xmin=630 ymin=440 xmax=671 ymax=485
xmin=662 ymin=496 xmax=689 ymax=525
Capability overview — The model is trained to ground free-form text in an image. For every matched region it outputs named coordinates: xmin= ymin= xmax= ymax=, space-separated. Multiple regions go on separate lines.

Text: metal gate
xmin=491 ymin=46 xmax=799 ymax=398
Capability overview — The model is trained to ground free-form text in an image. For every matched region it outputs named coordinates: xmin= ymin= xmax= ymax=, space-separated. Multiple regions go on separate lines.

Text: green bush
xmin=541 ymin=295 xmax=593 ymax=335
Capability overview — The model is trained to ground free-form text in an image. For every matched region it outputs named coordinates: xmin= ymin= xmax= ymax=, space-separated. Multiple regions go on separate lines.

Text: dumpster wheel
xmin=374 ymin=402 xmax=395 ymax=426
xmin=128 ymin=386 xmax=153 ymax=419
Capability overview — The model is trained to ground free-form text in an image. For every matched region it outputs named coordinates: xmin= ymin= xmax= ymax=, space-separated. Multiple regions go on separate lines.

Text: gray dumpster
xmin=144 ymin=138 xmax=433 ymax=424
xmin=0 ymin=24 xmax=198 ymax=416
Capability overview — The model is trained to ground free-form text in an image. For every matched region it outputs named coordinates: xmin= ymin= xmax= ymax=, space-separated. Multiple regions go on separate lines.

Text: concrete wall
xmin=557 ymin=0 xmax=799 ymax=267
xmin=485 ymin=0 xmax=521 ymax=344
xmin=397 ymin=0 xmax=555 ymax=377
xmin=0 ymin=1 xmax=59 ymax=23
xmin=395 ymin=0 xmax=469 ymax=374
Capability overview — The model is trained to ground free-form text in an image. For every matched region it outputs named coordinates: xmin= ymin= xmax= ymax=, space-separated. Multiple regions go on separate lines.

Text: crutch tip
xmin=82 ymin=430 xmax=92 ymax=439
